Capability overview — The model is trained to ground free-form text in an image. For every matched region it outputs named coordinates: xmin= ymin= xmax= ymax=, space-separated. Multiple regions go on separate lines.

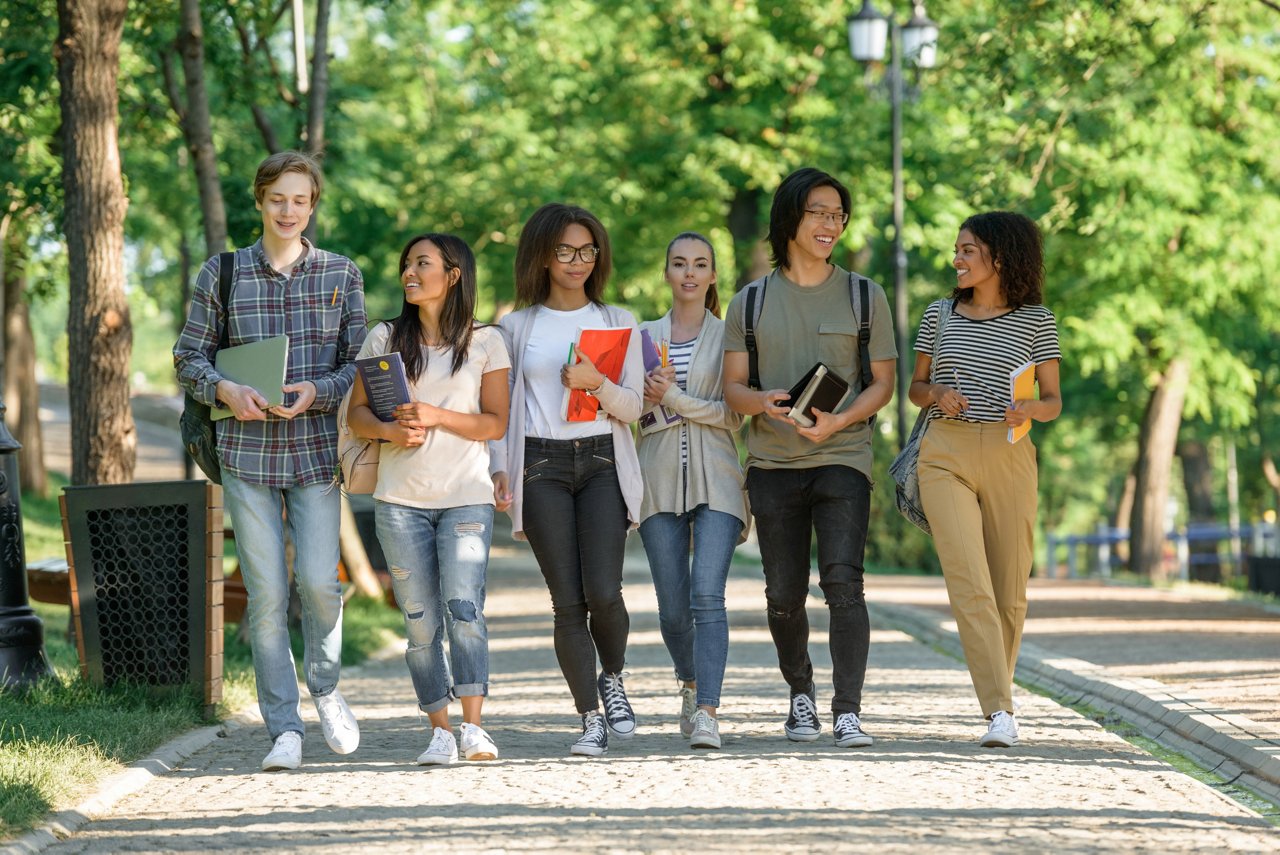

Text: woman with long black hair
xmin=348 ymin=233 xmax=510 ymax=766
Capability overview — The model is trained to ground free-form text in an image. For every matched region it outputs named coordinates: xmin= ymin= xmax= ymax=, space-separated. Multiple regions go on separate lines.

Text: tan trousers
xmin=918 ymin=419 xmax=1037 ymax=717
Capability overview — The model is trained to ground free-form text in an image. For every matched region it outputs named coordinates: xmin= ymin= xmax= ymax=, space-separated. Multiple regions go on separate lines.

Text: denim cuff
xmin=451 ymin=682 xmax=488 ymax=699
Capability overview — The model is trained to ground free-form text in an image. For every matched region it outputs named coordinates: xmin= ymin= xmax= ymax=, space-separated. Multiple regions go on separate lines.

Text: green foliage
xmin=8 ymin=0 xmax=1280 ymax=569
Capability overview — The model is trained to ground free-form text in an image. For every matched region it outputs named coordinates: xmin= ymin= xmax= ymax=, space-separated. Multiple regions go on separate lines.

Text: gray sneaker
xmin=689 ymin=709 xmax=721 ymax=750
xmin=571 ymin=711 xmax=608 ymax=757
xmin=678 ymin=685 xmax=697 ymax=737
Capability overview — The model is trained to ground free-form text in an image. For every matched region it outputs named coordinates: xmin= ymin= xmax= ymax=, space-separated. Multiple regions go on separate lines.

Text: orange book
xmin=561 ymin=327 xmax=632 ymax=422
xmin=1008 ymin=360 xmax=1036 ymax=444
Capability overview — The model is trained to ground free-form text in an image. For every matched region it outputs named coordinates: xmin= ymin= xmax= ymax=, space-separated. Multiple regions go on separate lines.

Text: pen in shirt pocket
xmin=330 ymin=284 xmax=340 ymax=306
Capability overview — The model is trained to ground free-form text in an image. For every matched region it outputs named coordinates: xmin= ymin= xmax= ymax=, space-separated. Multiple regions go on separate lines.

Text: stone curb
xmin=2 ymin=644 xmax=404 ymax=855
xmin=871 ymin=600 xmax=1280 ymax=809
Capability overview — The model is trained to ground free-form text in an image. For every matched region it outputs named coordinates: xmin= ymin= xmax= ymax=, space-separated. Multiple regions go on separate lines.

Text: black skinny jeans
xmin=522 ymin=435 xmax=631 ymax=714
xmin=745 ymin=464 xmax=872 ymax=716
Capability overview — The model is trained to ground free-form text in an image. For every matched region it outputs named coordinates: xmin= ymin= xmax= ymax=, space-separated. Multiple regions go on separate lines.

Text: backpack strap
xmin=850 ymin=273 xmax=876 ymax=428
xmin=743 ymin=275 xmax=768 ymax=390
xmin=216 ymin=251 xmax=235 ymax=352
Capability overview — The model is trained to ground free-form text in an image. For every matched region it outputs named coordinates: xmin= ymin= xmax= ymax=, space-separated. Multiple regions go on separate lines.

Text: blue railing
xmin=1043 ymin=522 xmax=1278 ymax=579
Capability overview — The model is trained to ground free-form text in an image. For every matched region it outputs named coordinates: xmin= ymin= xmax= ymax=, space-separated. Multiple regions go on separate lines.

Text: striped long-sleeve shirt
xmin=174 ymin=239 xmax=368 ymax=487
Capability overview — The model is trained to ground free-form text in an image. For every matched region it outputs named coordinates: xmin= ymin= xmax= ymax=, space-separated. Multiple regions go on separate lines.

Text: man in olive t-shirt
xmin=723 ymin=167 xmax=896 ymax=749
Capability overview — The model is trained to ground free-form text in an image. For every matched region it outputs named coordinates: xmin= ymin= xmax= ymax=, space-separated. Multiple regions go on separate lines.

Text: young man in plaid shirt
xmin=175 ymin=151 xmax=368 ymax=771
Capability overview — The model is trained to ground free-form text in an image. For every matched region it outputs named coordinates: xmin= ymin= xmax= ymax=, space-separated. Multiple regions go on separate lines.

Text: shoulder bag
xmin=888 ymin=298 xmax=955 ymax=535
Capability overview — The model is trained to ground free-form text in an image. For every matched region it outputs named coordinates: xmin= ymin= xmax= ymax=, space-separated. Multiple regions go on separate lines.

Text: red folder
xmin=562 ymin=327 xmax=632 ymax=422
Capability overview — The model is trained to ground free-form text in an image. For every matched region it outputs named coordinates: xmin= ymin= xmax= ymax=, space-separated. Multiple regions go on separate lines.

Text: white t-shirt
xmin=523 ymin=303 xmax=612 ymax=440
xmin=356 ymin=323 xmax=510 ymax=509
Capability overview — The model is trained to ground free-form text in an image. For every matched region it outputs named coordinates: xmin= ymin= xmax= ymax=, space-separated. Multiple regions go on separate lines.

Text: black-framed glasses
xmin=804 ymin=209 xmax=849 ymax=226
xmin=553 ymin=244 xmax=600 ymax=264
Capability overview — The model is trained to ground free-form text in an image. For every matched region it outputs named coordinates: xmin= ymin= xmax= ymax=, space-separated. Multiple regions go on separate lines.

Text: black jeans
xmin=522 ymin=435 xmax=631 ymax=714
xmin=746 ymin=464 xmax=871 ymax=715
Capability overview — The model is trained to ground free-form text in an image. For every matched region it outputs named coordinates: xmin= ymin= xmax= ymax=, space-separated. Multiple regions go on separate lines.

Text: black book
xmin=784 ymin=362 xmax=850 ymax=428
xmin=355 ymin=352 xmax=412 ymax=422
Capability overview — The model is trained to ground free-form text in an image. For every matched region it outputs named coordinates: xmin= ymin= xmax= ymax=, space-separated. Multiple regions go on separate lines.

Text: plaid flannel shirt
xmin=174 ymin=239 xmax=368 ymax=487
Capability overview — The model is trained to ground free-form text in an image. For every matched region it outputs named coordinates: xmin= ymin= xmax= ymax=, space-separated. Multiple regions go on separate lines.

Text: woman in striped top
xmin=637 ymin=232 xmax=747 ymax=750
xmin=908 ymin=211 xmax=1062 ymax=749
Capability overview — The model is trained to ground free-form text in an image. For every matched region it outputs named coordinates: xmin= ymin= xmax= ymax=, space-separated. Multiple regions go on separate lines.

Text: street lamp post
xmin=848 ymin=0 xmax=938 ymax=450
xmin=0 ymin=402 xmax=54 ymax=690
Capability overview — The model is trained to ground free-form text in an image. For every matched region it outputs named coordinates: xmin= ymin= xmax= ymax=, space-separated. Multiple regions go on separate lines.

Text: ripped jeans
xmin=746 ymin=465 xmax=872 ymax=716
xmin=374 ymin=501 xmax=493 ymax=713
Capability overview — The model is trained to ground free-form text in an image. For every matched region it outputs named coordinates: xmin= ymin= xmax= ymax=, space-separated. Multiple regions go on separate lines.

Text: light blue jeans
xmin=639 ymin=505 xmax=743 ymax=707
xmin=374 ymin=501 xmax=493 ymax=713
xmin=221 ymin=471 xmax=343 ymax=741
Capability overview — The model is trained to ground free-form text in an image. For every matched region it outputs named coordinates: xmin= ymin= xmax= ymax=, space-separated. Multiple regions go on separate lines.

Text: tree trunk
xmin=1112 ymin=465 xmax=1136 ymax=563
xmin=1178 ymin=439 xmax=1221 ymax=583
xmin=177 ymin=0 xmax=228 ymax=258
xmin=727 ymin=186 xmax=771 ymax=291
xmin=1129 ymin=357 xmax=1190 ymax=580
xmin=3 ymin=229 xmax=47 ymax=497
xmin=56 ymin=0 xmax=135 ymax=486
xmin=339 ymin=494 xmax=384 ymax=599
xmin=301 ymin=0 xmax=331 ymax=244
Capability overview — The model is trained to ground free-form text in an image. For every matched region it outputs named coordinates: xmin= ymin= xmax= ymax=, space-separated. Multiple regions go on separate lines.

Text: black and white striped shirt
xmin=914 ymin=299 xmax=1061 ymax=424
xmin=669 ymin=337 xmax=697 ymax=468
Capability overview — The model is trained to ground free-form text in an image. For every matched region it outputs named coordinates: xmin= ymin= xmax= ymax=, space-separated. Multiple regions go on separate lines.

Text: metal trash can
xmin=60 ymin=480 xmax=223 ymax=714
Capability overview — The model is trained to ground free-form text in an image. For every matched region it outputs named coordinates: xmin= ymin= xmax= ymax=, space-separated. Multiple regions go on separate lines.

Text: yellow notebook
xmin=1008 ymin=360 xmax=1036 ymax=444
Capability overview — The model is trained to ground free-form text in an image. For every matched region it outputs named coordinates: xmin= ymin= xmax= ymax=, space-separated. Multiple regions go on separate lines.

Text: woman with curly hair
xmin=908 ymin=211 xmax=1062 ymax=748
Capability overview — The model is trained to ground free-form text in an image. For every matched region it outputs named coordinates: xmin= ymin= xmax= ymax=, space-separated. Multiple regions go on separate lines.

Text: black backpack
xmin=743 ymin=271 xmax=876 ymax=426
xmin=179 ymin=251 xmax=235 ymax=483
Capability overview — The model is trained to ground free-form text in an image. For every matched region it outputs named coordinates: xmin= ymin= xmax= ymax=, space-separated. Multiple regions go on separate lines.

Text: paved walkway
xmin=10 ymin=547 xmax=1279 ymax=853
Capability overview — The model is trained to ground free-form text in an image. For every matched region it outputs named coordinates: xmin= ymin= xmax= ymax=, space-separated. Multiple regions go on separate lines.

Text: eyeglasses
xmin=804 ymin=210 xmax=849 ymax=227
xmin=553 ymin=244 xmax=600 ymax=264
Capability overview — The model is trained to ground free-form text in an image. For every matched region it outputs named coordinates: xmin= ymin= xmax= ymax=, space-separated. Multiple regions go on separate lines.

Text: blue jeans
xmin=746 ymin=465 xmax=872 ymax=716
xmin=374 ymin=501 xmax=493 ymax=713
xmin=221 ymin=471 xmax=343 ymax=741
xmin=639 ymin=506 xmax=742 ymax=708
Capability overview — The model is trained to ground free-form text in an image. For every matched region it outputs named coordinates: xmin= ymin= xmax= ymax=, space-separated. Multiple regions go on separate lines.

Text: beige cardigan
xmin=637 ymin=311 xmax=748 ymax=530
xmin=488 ymin=303 xmax=645 ymax=541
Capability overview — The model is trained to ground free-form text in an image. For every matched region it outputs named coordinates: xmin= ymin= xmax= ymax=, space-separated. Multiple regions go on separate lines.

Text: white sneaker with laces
xmin=313 ymin=688 xmax=360 ymax=755
xmin=689 ymin=709 xmax=722 ymax=750
xmin=678 ymin=685 xmax=697 ymax=737
xmin=261 ymin=731 xmax=302 ymax=771
xmin=417 ymin=727 xmax=459 ymax=765
xmin=460 ymin=722 xmax=499 ymax=761
xmin=980 ymin=710 xmax=1019 ymax=747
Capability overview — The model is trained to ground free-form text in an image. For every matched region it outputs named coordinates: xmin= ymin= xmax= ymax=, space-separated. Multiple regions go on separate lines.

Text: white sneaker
xmin=417 ymin=727 xmax=458 ymax=765
xmin=459 ymin=722 xmax=499 ymax=761
xmin=678 ymin=686 xmax=697 ymax=737
xmin=689 ymin=709 xmax=721 ymax=750
xmin=313 ymin=688 xmax=360 ymax=755
xmin=261 ymin=731 xmax=302 ymax=771
xmin=980 ymin=711 xmax=1019 ymax=747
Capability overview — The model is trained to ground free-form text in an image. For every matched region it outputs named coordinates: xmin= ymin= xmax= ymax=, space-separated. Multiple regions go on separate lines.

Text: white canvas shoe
xmin=261 ymin=731 xmax=302 ymax=771
xmin=980 ymin=711 xmax=1019 ymax=748
xmin=313 ymin=688 xmax=360 ymax=755
xmin=460 ymin=722 xmax=499 ymax=761
xmin=417 ymin=727 xmax=459 ymax=765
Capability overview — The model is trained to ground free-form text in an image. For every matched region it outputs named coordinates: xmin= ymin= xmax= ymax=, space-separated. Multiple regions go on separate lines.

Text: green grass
xmin=19 ymin=473 xmax=69 ymax=563
xmin=0 ymin=594 xmax=403 ymax=838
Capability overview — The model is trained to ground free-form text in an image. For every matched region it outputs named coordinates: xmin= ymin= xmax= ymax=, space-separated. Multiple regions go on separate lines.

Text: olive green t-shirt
xmin=723 ymin=265 xmax=896 ymax=478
